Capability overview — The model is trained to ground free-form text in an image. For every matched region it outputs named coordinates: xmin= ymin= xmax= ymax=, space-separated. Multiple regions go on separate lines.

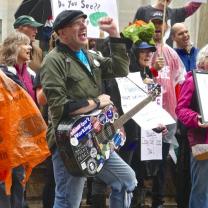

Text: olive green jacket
xmin=40 ymin=39 xmax=129 ymax=149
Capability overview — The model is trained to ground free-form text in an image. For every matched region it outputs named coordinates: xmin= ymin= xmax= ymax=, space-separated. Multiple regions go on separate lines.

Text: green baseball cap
xmin=13 ymin=15 xmax=43 ymax=29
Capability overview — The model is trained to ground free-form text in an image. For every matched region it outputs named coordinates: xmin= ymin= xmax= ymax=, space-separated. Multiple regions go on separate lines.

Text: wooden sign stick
xmin=160 ymin=0 xmax=167 ymax=57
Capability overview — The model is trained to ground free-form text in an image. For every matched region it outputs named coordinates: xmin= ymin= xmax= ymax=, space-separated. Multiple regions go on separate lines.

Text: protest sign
xmin=50 ymin=0 xmax=119 ymax=38
xmin=116 ymin=72 xmax=175 ymax=130
xmin=141 ymin=129 xmax=162 ymax=161
xmin=117 ymin=72 xmax=176 ymax=161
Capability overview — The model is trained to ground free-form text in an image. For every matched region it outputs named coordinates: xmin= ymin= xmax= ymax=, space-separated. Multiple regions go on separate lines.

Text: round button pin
xmin=93 ymin=59 xmax=100 ymax=67
xmin=70 ymin=137 xmax=79 ymax=146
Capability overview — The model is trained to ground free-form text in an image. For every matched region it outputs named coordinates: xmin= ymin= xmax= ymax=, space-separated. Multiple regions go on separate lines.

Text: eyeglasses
xmin=67 ymin=18 xmax=89 ymax=28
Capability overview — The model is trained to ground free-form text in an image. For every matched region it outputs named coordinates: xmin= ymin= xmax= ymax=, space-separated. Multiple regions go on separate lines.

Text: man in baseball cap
xmin=14 ymin=15 xmax=43 ymax=42
xmin=149 ymin=8 xmax=187 ymax=208
xmin=150 ymin=10 xmax=167 ymax=22
xmin=14 ymin=15 xmax=43 ymax=28
xmin=150 ymin=11 xmax=168 ymax=44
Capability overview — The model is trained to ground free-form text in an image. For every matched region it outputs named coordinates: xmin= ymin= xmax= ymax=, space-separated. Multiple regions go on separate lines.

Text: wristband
xmin=93 ymin=98 xmax=100 ymax=110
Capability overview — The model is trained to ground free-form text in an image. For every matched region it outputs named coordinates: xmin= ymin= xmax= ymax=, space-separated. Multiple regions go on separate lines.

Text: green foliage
xmin=122 ymin=21 xmax=155 ymax=45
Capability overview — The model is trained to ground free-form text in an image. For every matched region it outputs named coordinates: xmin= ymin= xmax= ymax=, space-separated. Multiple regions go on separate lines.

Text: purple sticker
xmin=72 ymin=117 xmax=93 ymax=140
xmin=106 ymin=109 xmax=113 ymax=119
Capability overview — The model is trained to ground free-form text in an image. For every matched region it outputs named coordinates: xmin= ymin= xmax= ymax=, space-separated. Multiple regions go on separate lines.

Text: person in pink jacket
xmin=150 ymin=11 xmax=186 ymax=120
xmin=176 ymin=44 xmax=208 ymax=208
xmin=149 ymin=11 xmax=186 ymax=208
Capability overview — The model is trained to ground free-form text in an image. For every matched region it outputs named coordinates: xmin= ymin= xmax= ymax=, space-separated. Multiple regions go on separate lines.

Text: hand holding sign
xmin=98 ymin=17 xmax=119 ymax=38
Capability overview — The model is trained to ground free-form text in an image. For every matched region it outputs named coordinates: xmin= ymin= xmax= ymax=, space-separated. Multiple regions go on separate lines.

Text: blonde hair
xmin=196 ymin=44 xmax=208 ymax=69
xmin=0 ymin=32 xmax=30 ymax=66
xmin=49 ymin=32 xmax=58 ymax=51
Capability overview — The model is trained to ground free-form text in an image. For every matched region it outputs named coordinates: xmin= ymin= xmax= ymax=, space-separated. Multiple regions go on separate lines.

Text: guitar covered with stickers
xmin=56 ymin=84 xmax=161 ymax=177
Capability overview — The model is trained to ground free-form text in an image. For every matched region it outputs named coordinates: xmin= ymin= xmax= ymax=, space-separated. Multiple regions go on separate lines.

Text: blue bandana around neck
xmin=75 ymin=50 xmax=91 ymax=73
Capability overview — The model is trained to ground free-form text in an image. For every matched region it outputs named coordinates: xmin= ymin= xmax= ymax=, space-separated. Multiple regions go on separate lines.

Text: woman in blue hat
xmin=128 ymin=40 xmax=165 ymax=87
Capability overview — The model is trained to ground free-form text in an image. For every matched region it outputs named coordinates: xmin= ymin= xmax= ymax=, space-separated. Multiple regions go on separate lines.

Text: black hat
xmin=150 ymin=11 xmax=167 ymax=22
xmin=53 ymin=10 xmax=87 ymax=32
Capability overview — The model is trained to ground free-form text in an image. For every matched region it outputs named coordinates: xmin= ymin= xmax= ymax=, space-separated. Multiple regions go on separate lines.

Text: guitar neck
xmin=114 ymin=95 xmax=152 ymax=129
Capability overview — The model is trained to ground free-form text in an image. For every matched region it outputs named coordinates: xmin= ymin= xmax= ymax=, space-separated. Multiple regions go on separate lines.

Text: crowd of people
xmin=0 ymin=0 xmax=208 ymax=208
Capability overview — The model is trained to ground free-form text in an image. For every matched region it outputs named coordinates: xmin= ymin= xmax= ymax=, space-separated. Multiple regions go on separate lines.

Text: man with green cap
xmin=14 ymin=15 xmax=43 ymax=72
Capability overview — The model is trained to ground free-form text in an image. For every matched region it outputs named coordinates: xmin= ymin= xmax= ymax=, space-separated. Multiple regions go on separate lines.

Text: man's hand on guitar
xmin=97 ymin=94 xmax=113 ymax=108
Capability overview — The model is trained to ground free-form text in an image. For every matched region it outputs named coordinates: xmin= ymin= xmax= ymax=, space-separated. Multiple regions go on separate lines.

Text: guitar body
xmin=56 ymin=84 xmax=161 ymax=177
xmin=56 ymin=104 xmax=124 ymax=177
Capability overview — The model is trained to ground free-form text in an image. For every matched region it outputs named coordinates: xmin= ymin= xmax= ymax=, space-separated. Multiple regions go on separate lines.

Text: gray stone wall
xmin=0 ymin=0 xmax=21 ymax=42
xmin=0 ymin=1 xmax=8 ymax=42
xmin=0 ymin=0 xmax=207 ymax=48
xmin=196 ymin=3 xmax=208 ymax=48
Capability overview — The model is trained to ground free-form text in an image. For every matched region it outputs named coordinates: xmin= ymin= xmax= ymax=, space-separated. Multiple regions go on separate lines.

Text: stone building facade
xmin=0 ymin=0 xmax=208 ymax=48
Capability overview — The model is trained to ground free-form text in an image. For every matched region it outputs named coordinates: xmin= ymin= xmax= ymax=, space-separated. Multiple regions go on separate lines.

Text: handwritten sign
xmin=50 ymin=0 xmax=119 ymax=38
xmin=141 ymin=129 xmax=162 ymax=161
xmin=116 ymin=72 xmax=175 ymax=130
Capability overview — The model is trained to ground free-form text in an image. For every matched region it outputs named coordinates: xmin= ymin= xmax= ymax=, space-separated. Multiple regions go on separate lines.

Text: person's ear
xmin=17 ymin=26 xmax=24 ymax=32
xmin=171 ymin=35 xmax=175 ymax=42
xmin=57 ymin=28 xmax=64 ymax=37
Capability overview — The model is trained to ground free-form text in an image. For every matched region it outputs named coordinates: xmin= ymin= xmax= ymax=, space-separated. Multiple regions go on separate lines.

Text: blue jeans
xmin=189 ymin=153 xmax=208 ymax=208
xmin=0 ymin=166 xmax=25 ymax=208
xmin=52 ymin=148 xmax=137 ymax=208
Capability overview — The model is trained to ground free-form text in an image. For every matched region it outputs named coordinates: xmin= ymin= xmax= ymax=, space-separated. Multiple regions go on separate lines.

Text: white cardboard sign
xmin=116 ymin=72 xmax=175 ymax=130
xmin=141 ymin=129 xmax=162 ymax=161
xmin=50 ymin=0 xmax=119 ymax=38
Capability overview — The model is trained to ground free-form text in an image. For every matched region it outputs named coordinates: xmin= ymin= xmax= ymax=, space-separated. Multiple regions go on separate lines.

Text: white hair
xmin=196 ymin=44 xmax=208 ymax=68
